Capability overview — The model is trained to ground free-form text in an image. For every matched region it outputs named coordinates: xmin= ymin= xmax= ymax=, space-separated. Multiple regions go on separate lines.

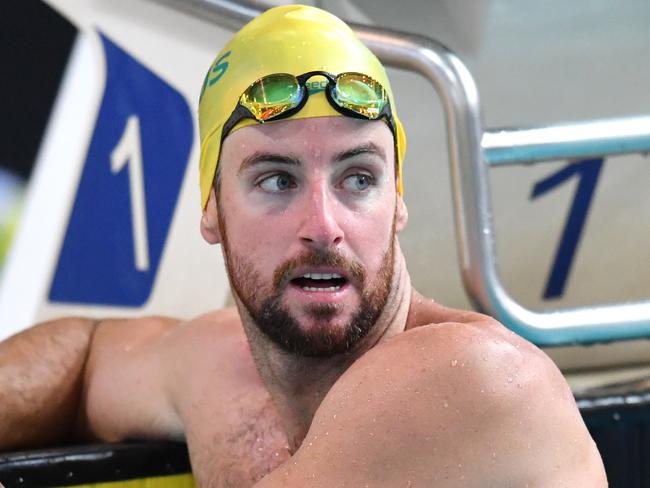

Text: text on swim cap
xmin=199 ymin=51 xmax=231 ymax=101
xmin=306 ymin=80 xmax=328 ymax=94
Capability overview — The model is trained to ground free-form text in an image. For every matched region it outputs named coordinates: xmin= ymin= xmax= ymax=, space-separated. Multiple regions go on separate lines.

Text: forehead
xmin=219 ymin=116 xmax=394 ymax=170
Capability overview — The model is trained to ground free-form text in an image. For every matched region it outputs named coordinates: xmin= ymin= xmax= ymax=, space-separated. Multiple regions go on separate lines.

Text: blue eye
xmin=342 ymin=174 xmax=373 ymax=192
xmin=258 ymin=173 xmax=295 ymax=192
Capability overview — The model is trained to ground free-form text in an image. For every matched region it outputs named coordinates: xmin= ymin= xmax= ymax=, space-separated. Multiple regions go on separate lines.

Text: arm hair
xmin=0 ymin=318 xmax=97 ymax=450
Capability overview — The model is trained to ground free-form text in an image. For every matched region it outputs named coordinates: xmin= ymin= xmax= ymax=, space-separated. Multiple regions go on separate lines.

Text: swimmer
xmin=0 ymin=5 xmax=606 ymax=487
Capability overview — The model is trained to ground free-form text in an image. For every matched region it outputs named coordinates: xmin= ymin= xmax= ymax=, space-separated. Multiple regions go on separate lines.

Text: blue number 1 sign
xmin=531 ymin=158 xmax=604 ymax=300
xmin=49 ymin=33 xmax=194 ymax=307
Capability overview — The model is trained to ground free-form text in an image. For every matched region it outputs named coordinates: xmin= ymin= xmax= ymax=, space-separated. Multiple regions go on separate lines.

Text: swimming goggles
xmin=221 ymin=71 xmax=396 ymax=141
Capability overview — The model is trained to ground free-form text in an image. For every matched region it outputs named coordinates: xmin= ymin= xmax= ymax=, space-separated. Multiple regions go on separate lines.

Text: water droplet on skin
xmin=508 ymin=377 xmax=513 ymax=383
xmin=450 ymin=359 xmax=458 ymax=367
xmin=482 ymin=356 xmax=488 ymax=361
xmin=443 ymin=401 xmax=449 ymax=408
xmin=333 ymin=414 xmax=336 ymax=419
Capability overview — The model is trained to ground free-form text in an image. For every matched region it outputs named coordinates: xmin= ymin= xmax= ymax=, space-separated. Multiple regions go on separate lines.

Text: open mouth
xmin=290 ymin=272 xmax=348 ymax=292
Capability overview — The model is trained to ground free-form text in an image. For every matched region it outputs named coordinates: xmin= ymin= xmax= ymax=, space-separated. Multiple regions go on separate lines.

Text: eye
xmin=342 ymin=173 xmax=374 ymax=192
xmin=258 ymin=173 xmax=296 ymax=192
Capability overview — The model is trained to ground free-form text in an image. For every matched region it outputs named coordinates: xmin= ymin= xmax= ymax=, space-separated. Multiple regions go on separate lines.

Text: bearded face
xmin=206 ymin=116 xmax=406 ymax=358
xmin=220 ymin=217 xmax=395 ymax=356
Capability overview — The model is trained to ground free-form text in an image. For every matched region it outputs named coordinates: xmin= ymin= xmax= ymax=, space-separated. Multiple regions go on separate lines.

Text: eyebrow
xmin=334 ymin=142 xmax=387 ymax=163
xmin=238 ymin=152 xmax=300 ymax=175
xmin=237 ymin=142 xmax=387 ymax=175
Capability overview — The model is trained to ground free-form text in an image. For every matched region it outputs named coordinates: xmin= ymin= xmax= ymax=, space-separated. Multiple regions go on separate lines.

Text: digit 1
xmin=110 ymin=115 xmax=150 ymax=272
xmin=530 ymin=158 xmax=604 ymax=299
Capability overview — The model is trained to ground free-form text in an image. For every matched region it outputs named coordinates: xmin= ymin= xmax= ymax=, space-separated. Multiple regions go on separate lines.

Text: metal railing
xmin=153 ymin=0 xmax=650 ymax=346
xmin=483 ymin=116 xmax=650 ymax=166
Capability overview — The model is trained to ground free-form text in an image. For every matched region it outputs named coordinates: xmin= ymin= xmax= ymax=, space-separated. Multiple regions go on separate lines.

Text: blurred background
xmin=0 ymin=1 xmax=75 ymax=266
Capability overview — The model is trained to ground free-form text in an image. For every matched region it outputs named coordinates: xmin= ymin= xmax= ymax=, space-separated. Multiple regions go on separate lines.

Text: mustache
xmin=272 ymin=249 xmax=365 ymax=291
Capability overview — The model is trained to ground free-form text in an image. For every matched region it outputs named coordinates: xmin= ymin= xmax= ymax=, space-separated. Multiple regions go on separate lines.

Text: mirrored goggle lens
xmin=240 ymin=74 xmax=303 ymax=121
xmin=331 ymin=73 xmax=388 ymax=119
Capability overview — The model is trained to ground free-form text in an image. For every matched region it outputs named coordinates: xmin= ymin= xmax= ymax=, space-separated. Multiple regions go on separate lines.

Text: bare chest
xmin=181 ymin=374 xmax=291 ymax=487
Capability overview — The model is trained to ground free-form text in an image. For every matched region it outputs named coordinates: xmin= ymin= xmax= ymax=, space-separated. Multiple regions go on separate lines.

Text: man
xmin=0 ymin=5 xmax=606 ymax=487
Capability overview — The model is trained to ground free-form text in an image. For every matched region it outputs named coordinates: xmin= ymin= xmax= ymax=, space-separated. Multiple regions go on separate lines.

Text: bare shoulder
xmin=158 ymin=307 xmax=264 ymax=395
xmin=90 ymin=307 xmax=258 ymax=401
xmin=89 ymin=308 xmax=248 ymax=378
xmin=260 ymin=308 xmax=607 ymax=487
xmin=84 ymin=308 xmax=255 ymax=442
xmin=91 ymin=307 xmax=240 ymax=345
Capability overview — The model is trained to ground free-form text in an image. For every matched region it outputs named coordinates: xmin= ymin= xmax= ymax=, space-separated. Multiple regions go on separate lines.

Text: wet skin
xmin=77 ymin=116 xmax=606 ymax=486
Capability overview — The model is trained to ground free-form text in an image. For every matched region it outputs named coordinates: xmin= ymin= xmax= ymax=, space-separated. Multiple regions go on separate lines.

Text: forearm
xmin=0 ymin=318 xmax=97 ymax=450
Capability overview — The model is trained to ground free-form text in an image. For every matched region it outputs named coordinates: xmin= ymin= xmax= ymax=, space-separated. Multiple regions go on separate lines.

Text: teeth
xmin=301 ymin=272 xmax=342 ymax=280
xmin=302 ymin=286 xmax=341 ymax=292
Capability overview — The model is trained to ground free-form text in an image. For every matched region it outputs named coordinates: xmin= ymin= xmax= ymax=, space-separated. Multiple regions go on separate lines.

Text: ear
xmin=395 ymin=194 xmax=408 ymax=232
xmin=200 ymin=187 xmax=222 ymax=244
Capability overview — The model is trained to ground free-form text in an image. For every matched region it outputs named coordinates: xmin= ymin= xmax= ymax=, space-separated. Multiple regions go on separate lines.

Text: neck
xmin=237 ymin=246 xmax=412 ymax=451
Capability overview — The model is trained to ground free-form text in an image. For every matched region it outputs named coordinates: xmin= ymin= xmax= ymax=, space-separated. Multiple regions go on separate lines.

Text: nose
xmin=297 ymin=182 xmax=344 ymax=250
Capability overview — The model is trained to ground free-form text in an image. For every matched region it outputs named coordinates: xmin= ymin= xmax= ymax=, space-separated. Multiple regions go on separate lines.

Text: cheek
xmin=345 ymin=205 xmax=395 ymax=268
xmin=222 ymin=205 xmax=292 ymax=267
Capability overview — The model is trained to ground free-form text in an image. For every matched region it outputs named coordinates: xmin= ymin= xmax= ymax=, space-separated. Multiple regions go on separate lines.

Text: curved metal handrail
xmin=151 ymin=0 xmax=650 ymax=346
xmin=483 ymin=116 xmax=650 ymax=166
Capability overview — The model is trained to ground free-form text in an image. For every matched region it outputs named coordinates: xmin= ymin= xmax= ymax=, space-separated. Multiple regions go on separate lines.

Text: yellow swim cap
xmin=198 ymin=4 xmax=406 ymax=208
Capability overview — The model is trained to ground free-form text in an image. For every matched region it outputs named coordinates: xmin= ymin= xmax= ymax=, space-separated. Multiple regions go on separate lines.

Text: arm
xmin=257 ymin=320 xmax=607 ymax=487
xmin=0 ymin=318 xmax=97 ymax=450
xmin=0 ymin=315 xmax=184 ymax=451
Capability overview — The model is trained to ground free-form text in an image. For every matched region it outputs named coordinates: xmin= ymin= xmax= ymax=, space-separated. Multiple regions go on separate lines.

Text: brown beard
xmin=218 ymin=210 xmax=395 ymax=357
